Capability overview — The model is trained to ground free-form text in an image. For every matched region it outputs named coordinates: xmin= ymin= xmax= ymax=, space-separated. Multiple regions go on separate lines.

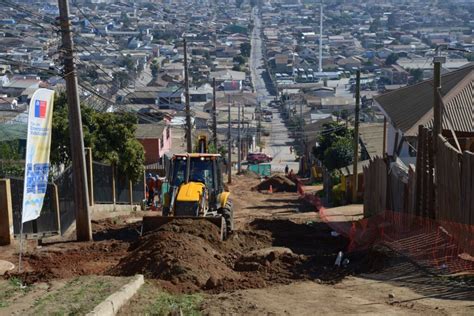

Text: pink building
xmin=135 ymin=122 xmax=172 ymax=165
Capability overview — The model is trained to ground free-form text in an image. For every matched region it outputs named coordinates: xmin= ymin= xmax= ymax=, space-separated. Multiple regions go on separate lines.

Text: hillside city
xmin=0 ymin=0 xmax=473 ymax=315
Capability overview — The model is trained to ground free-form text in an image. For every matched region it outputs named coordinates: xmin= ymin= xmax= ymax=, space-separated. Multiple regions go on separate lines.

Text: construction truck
xmin=142 ymin=137 xmax=233 ymax=240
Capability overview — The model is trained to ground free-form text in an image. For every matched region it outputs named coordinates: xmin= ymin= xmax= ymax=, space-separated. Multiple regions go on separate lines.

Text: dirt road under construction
xmin=1 ymin=175 xmax=473 ymax=315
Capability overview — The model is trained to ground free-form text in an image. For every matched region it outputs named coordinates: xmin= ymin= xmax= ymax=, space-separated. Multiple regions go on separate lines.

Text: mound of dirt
xmin=253 ymin=175 xmax=297 ymax=192
xmin=234 ymin=247 xmax=304 ymax=272
xmin=109 ymin=220 xmax=240 ymax=291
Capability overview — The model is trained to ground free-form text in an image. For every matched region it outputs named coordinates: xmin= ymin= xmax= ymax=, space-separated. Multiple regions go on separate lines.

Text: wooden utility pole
xmin=257 ymin=102 xmax=261 ymax=146
xmin=433 ymin=60 xmax=442 ymax=154
xmin=58 ymin=0 xmax=92 ymax=241
xmin=212 ymin=78 xmax=217 ymax=150
xmin=382 ymin=117 xmax=387 ymax=158
xmin=237 ymin=102 xmax=241 ymax=174
xmin=227 ymin=96 xmax=232 ymax=184
xmin=351 ymin=70 xmax=361 ymax=203
xmin=183 ymin=39 xmax=192 ymax=153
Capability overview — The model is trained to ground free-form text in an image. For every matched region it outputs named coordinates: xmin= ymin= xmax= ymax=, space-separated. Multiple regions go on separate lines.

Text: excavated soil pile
xmin=253 ymin=175 xmax=297 ymax=192
xmin=7 ymin=218 xmax=139 ymax=285
xmin=110 ymin=220 xmax=240 ymax=291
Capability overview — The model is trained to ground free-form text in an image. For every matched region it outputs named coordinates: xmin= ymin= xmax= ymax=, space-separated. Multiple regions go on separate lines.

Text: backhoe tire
xmin=219 ymin=201 xmax=233 ymax=239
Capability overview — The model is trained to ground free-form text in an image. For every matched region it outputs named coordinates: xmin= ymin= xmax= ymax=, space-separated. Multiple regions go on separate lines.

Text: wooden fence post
xmin=85 ymin=147 xmax=94 ymax=207
xmin=0 ymin=179 xmax=14 ymax=245
xmin=129 ymin=180 xmax=133 ymax=206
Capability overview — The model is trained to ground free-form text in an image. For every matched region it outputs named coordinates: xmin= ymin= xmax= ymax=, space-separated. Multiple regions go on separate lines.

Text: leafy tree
xmin=313 ymin=122 xmax=354 ymax=171
xmin=409 ymin=68 xmax=423 ymax=83
xmin=112 ymin=71 xmax=130 ymax=89
xmin=323 ymin=137 xmax=354 ymax=171
xmin=369 ymin=18 xmax=380 ymax=32
xmin=385 ymin=53 xmax=399 ymax=65
xmin=150 ymin=59 xmax=160 ymax=78
xmin=121 ymin=12 xmax=131 ymax=28
xmin=121 ymin=54 xmax=135 ymax=72
xmin=51 ymin=92 xmax=145 ymax=182
xmin=340 ymin=109 xmax=349 ymax=120
xmin=387 ymin=13 xmax=397 ymax=29
xmin=240 ymin=42 xmax=251 ymax=58
xmin=232 ymin=64 xmax=242 ymax=71
xmin=233 ymin=55 xmax=246 ymax=65
xmin=0 ymin=140 xmax=24 ymax=177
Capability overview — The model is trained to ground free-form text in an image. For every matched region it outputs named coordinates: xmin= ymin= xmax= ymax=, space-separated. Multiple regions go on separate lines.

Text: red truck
xmin=247 ymin=152 xmax=273 ymax=164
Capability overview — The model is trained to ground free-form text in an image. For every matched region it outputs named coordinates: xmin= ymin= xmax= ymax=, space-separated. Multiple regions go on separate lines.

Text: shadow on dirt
xmin=250 ymin=218 xmax=474 ymax=301
xmin=93 ymin=222 xmax=141 ymax=242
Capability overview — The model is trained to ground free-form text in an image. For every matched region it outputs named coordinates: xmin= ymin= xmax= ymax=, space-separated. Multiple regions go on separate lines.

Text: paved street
xmin=250 ymin=8 xmax=299 ymax=173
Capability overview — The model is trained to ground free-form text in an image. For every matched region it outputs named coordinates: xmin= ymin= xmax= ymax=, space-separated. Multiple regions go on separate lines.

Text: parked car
xmin=247 ymin=152 xmax=273 ymax=164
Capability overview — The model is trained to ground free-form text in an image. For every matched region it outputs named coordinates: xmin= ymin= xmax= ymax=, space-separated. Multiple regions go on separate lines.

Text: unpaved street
xmin=1 ymin=175 xmax=473 ymax=315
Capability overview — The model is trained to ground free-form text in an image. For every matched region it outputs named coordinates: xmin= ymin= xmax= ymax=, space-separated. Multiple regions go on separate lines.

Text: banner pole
xmin=18 ymin=221 xmax=24 ymax=273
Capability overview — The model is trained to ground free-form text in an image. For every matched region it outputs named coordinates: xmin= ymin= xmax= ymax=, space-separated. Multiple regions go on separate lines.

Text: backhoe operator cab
xmin=162 ymin=153 xmax=233 ymax=236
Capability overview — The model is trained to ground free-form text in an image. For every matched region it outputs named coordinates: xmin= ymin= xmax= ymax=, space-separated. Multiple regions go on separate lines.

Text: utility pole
xmin=257 ymin=102 xmax=261 ymax=147
xmin=212 ymin=78 xmax=217 ymax=151
xmin=432 ymin=60 xmax=442 ymax=155
xmin=299 ymin=100 xmax=303 ymax=124
xmin=184 ymin=39 xmax=192 ymax=153
xmin=351 ymin=70 xmax=361 ymax=203
xmin=237 ymin=102 xmax=241 ymax=174
xmin=227 ymin=96 xmax=232 ymax=184
xmin=318 ymin=2 xmax=323 ymax=73
xmin=58 ymin=0 xmax=92 ymax=241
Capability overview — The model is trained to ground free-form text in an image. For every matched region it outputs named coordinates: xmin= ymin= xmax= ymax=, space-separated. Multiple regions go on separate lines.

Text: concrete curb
xmin=87 ymin=274 xmax=144 ymax=316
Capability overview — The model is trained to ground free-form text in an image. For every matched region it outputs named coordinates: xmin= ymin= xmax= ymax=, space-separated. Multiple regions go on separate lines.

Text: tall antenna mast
xmin=319 ymin=1 xmax=323 ymax=73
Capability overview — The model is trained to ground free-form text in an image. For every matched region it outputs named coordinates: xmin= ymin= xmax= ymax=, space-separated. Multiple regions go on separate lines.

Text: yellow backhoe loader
xmin=142 ymin=148 xmax=233 ymax=240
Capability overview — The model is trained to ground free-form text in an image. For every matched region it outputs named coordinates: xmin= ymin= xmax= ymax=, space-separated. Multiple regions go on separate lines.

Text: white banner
xmin=21 ymin=88 xmax=55 ymax=223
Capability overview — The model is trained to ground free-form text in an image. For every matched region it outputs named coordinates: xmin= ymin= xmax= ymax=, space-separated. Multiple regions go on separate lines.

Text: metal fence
xmin=9 ymin=177 xmax=60 ymax=238
xmin=92 ymin=162 xmax=114 ymax=203
xmin=115 ymin=174 xmax=131 ymax=204
xmin=54 ymin=166 xmax=75 ymax=235
xmin=132 ymin=177 xmax=146 ymax=204
xmin=93 ymin=162 xmax=145 ymax=205
xmin=4 ymin=159 xmax=146 ymax=240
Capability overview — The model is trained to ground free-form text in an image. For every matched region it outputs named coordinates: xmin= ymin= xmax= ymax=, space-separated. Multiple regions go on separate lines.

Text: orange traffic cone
xmin=269 ymin=185 xmax=273 ymax=194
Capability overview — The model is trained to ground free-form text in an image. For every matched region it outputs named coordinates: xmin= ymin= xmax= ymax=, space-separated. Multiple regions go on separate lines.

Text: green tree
xmin=232 ymin=64 xmax=242 ymax=71
xmin=233 ymin=55 xmax=246 ymax=65
xmin=150 ymin=59 xmax=160 ymax=78
xmin=369 ymin=18 xmax=380 ymax=32
xmin=313 ymin=122 xmax=353 ymax=171
xmin=323 ymin=137 xmax=354 ymax=171
xmin=0 ymin=140 xmax=24 ymax=177
xmin=113 ymin=71 xmax=130 ymax=89
xmin=340 ymin=109 xmax=349 ymax=120
xmin=409 ymin=68 xmax=423 ymax=83
xmin=121 ymin=54 xmax=135 ymax=72
xmin=385 ymin=53 xmax=399 ymax=65
xmin=240 ymin=42 xmax=251 ymax=58
xmin=51 ymin=92 xmax=145 ymax=182
xmin=121 ymin=12 xmax=131 ymax=28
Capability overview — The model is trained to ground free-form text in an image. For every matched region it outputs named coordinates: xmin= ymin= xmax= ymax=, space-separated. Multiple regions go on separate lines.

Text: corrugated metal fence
xmin=4 ymin=160 xmax=145 ymax=239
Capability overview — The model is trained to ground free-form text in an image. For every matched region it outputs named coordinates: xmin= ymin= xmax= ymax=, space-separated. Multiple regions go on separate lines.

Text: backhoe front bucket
xmin=141 ymin=216 xmax=226 ymax=240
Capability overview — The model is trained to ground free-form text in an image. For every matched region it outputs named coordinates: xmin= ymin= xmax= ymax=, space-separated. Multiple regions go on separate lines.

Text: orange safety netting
xmin=295 ymin=178 xmax=474 ymax=275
